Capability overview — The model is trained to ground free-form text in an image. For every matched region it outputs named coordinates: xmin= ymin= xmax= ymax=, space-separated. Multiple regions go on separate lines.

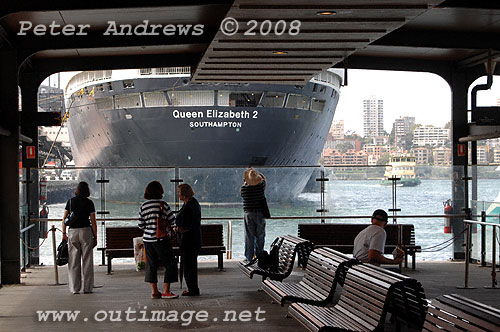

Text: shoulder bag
xmin=156 ymin=201 xmax=172 ymax=239
xmin=64 ymin=199 xmax=77 ymax=227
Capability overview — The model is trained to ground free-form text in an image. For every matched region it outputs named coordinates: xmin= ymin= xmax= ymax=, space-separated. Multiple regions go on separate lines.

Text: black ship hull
xmin=66 ymin=70 xmax=341 ymax=202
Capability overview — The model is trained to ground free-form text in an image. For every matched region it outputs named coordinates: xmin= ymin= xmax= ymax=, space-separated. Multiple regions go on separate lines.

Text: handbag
xmin=156 ymin=201 xmax=172 ymax=239
xmin=56 ymin=239 xmax=69 ymax=266
xmin=64 ymin=199 xmax=77 ymax=227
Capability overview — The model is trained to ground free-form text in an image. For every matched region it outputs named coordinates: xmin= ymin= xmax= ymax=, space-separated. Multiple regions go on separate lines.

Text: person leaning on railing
xmin=353 ymin=209 xmax=404 ymax=266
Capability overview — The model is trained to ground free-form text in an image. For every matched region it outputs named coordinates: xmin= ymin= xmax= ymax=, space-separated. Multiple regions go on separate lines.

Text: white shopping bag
xmin=133 ymin=237 xmax=146 ymax=271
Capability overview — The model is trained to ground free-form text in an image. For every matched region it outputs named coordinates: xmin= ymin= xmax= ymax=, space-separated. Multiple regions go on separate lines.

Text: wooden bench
xmin=424 ymin=294 xmax=500 ymax=331
xmin=361 ymin=263 xmax=428 ymax=331
xmin=288 ymin=263 xmax=427 ymax=332
xmin=298 ymin=223 xmax=421 ymax=269
xmin=105 ymin=224 xmax=226 ymax=274
xmin=239 ymin=235 xmax=313 ymax=282
xmin=262 ymin=248 xmax=359 ymax=306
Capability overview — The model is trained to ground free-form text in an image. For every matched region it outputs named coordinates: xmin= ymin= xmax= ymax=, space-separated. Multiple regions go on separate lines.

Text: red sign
xmin=26 ymin=146 xmax=35 ymax=159
xmin=457 ymin=144 xmax=466 ymax=157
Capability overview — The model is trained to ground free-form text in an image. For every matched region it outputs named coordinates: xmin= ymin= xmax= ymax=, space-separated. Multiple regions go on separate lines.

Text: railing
xmin=461 ymin=219 xmax=500 ymax=289
xmin=20 ymin=164 xmax=500 ymax=270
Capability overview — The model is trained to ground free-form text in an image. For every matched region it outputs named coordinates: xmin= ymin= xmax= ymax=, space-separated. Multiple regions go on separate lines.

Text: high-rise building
xmin=393 ymin=116 xmax=415 ymax=147
xmin=363 ymin=96 xmax=384 ymax=138
xmin=413 ymin=125 xmax=450 ymax=146
xmin=330 ymin=120 xmax=345 ymax=140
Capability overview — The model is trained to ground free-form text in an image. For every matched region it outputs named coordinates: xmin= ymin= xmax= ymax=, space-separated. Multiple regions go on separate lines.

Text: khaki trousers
xmin=67 ymin=227 xmax=94 ymax=293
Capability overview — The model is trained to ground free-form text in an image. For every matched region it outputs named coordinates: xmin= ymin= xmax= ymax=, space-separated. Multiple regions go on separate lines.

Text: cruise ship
xmin=65 ymin=67 xmax=342 ymax=202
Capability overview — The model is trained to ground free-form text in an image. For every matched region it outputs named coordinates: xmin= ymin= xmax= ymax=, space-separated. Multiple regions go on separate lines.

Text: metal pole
xmin=226 ymin=220 xmax=232 ymax=259
xmin=481 ymin=211 xmax=486 ymax=266
xmin=316 ymin=168 xmax=328 ymax=223
xmin=457 ymin=222 xmax=475 ymax=289
xmin=484 ymin=225 xmax=498 ymax=289
xmin=51 ymin=225 xmax=59 ymax=285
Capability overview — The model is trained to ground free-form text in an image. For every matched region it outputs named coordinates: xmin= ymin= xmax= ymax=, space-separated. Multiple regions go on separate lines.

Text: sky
xmin=334 ymin=69 xmax=500 ymax=135
xmin=45 ymin=70 xmax=500 ymax=136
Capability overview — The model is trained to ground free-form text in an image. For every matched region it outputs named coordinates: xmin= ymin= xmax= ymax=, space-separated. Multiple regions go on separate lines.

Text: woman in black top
xmin=62 ymin=181 xmax=97 ymax=294
xmin=175 ymin=184 xmax=202 ymax=296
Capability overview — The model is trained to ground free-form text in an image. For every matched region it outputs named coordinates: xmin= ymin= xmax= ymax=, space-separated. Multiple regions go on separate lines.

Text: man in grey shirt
xmin=353 ymin=209 xmax=404 ymax=266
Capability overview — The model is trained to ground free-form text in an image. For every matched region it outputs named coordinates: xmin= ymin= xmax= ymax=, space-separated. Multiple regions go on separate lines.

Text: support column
xmin=20 ymin=73 xmax=43 ymax=266
xmin=449 ymin=70 xmax=469 ymax=260
xmin=0 ymin=50 xmax=20 ymax=284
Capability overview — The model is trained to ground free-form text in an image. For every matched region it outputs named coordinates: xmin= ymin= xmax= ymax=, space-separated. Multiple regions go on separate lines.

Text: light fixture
xmin=272 ymin=51 xmax=288 ymax=55
xmin=316 ymin=11 xmax=336 ymax=16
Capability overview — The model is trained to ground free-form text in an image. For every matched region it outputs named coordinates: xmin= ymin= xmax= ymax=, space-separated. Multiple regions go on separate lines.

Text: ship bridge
xmin=1 ymin=1 xmax=500 ymax=284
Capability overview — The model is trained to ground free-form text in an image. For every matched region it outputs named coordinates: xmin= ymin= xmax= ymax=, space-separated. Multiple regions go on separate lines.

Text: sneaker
xmin=161 ymin=292 xmax=179 ymax=299
xmin=151 ymin=292 xmax=161 ymax=299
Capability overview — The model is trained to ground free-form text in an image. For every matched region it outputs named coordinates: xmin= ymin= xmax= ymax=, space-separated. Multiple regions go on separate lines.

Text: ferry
xmin=64 ymin=67 xmax=343 ymax=201
xmin=381 ymin=155 xmax=421 ymax=187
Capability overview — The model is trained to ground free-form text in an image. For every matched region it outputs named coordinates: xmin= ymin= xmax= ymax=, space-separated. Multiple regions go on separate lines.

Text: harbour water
xmin=37 ymin=178 xmax=500 ymax=265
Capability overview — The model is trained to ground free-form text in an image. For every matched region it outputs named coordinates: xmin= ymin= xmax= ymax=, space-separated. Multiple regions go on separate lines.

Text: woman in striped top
xmin=139 ymin=181 xmax=179 ymax=299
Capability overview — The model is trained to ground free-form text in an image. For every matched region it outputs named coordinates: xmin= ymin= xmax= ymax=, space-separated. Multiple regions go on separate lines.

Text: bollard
xmin=51 ymin=225 xmax=59 ymax=285
xmin=457 ymin=223 xmax=475 ymax=289
xmin=484 ymin=225 xmax=498 ymax=289
xmin=226 ymin=220 xmax=232 ymax=259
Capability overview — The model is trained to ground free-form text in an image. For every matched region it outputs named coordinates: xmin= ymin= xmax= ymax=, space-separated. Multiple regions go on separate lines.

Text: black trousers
xmin=182 ymin=249 xmax=199 ymax=293
xmin=144 ymin=239 xmax=178 ymax=284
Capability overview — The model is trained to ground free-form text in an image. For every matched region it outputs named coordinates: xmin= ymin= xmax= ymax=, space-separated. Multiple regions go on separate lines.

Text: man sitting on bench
xmin=353 ymin=209 xmax=404 ymax=266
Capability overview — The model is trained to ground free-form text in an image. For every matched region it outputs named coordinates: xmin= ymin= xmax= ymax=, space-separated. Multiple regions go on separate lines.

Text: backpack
xmin=257 ymin=237 xmax=283 ymax=271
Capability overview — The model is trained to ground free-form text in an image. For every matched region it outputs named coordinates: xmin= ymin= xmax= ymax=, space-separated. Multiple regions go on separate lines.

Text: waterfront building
xmin=330 ymin=120 xmax=345 ymax=140
xmin=432 ymin=146 xmax=452 ymax=166
xmin=373 ymin=135 xmax=389 ymax=146
xmin=322 ymin=148 xmax=367 ymax=166
xmin=477 ymin=145 xmax=490 ymax=165
xmin=413 ymin=125 xmax=450 ymax=147
xmin=393 ymin=116 xmax=415 ymax=148
xmin=363 ymin=96 xmax=384 ymax=138
xmin=411 ymin=146 xmax=431 ymax=165
xmin=494 ymin=148 xmax=500 ymax=164
xmin=363 ymin=144 xmax=390 ymax=163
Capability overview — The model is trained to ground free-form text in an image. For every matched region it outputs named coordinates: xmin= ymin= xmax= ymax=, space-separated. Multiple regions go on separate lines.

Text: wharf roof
xmin=1 ymin=1 xmax=499 ymax=84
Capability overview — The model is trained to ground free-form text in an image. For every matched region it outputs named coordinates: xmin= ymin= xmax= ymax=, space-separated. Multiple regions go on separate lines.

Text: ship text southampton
xmin=190 ymin=121 xmax=242 ymax=128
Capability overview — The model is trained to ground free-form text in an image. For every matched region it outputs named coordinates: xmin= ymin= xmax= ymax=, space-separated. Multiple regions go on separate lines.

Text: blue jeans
xmin=244 ymin=211 xmax=266 ymax=261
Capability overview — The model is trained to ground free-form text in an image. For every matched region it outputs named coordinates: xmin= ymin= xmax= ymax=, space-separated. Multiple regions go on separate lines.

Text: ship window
xmin=262 ymin=92 xmax=285 ymax=108
xmin=167 ymin=91 xmax=214 ymax=106
xmin=95 ymin=97 xmax=114 ymax=111
xmin=285 ymin=94 xmax=310 ymax=110
xmin=115 ymin=93 xmax=142 ymax=109
xmin=311 ymin=98 xmax=325 ymax=112
xmin=107 ymin=82 xmax=113 ymax=91
xmin=140 ymin=68 xmax=152 ymax=75
xmin=96 ymin=84 xmax=105 ymax=92
xmin=123 ymin=80 xmax=135 ymax=89
xmin=143 ymin=91 xmax=168 ymax=107
xmin=218 ymin=91 xmax=263 ymax=107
